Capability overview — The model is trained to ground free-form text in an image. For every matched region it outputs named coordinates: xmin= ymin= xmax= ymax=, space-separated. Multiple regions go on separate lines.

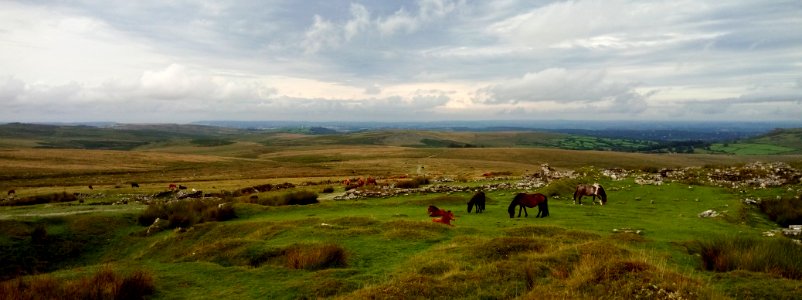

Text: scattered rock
xmin=613 ymin=228 xmax=643 ymax=235
xmin=147 ymin=218 xmax=166 ymax=235
xmin=698 ymin=210 xmax=719 ymax=218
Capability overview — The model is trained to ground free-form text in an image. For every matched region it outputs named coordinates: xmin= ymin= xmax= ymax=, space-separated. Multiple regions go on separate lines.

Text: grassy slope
xmin=2 ymin=124 xmax=802 ymax=298
xmin=708 ymin=128 xmax=802 ymax=155
xmin=3 ymin=178 xmax=800 ymax=299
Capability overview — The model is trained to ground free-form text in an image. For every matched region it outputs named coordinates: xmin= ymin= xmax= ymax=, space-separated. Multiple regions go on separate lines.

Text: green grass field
xmin=2 ymin=175 xmax=801 ymax=299
xmin=2 ymin=124 xmax=802 ymax=299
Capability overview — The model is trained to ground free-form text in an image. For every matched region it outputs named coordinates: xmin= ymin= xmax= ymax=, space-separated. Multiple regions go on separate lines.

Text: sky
xmin=1 ymin=0 xmax=801 ymax=123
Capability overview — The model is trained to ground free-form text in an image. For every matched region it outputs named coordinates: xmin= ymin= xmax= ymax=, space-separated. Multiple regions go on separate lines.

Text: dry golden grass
xmin=2 ymin=144 xmax=800 ymax=191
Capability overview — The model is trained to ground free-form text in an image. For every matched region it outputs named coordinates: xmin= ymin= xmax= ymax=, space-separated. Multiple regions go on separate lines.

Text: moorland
xmin=1 ymin=122 xmax=801 ymax=299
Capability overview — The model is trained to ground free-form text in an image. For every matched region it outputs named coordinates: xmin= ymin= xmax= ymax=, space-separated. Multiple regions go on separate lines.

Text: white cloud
xmin=302 ymin=15 xmax=340 ymax=54
xmin=344 ymin=4 xmax=371 ymax=41
xmin=477 ymin=68 xmax=644 ymax=105
xmin=1 ymin=1 xmax=801 ymax=122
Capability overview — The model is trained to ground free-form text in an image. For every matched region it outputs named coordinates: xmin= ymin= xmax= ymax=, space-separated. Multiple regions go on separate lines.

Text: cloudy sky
xmin=1 ymin=0 xmax=800 ymax=123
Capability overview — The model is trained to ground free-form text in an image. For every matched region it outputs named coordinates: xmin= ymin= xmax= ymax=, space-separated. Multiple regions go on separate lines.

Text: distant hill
xmin=705 ymin=128 xmax=802 ymax=155
xmin=1 ymin=122 xmax=799 ymax=155
xmin=0 ymin=123 xmax=247 ymax=150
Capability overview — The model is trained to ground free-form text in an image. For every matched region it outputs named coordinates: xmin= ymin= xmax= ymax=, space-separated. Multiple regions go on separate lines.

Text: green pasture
xmin=3 ymin=178 xmax=800 ymax=299
xmin=708 ymin=143 xmax=796 ymax=155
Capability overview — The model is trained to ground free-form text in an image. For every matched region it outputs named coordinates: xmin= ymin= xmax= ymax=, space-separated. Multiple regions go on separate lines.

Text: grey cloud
xmin=477 ymin=68 xmax=642 ymax=104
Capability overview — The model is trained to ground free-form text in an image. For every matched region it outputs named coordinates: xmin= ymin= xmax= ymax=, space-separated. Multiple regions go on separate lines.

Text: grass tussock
xmin=0 ymin=267 xmax=154 ymax=300
xmin=692 ymin=235 xmax=802 ymax=279
xmin=137 ymin=199 xmax=235 ymax=228
xmin=382 ymin=220 xmax=450 ymax=240
xmin=285 ymin=243 xmax=348 ymax=270
xmin=346 ymin=274 xmax=460 ymax=300
xmin=473 ymin=237 xmax=549 ymax=260
xmin=505 ymin=225 xmax=600 ymax=243
xmin=560 ymin=241 xmax=709 ymax=299
xmin=394 ymin=177 xmax=430 ymax=189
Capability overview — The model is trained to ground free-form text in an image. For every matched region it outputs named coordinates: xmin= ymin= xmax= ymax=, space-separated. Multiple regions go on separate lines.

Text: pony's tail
xmin=543 ymin=196 xmax=549 ymax=216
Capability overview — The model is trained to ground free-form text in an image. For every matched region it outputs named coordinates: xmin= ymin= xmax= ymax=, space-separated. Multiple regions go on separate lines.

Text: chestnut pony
xmin=427 ymin=205 xmax=455 ymax=225
xmin=508 ymin=193 xmax=549 ymax=218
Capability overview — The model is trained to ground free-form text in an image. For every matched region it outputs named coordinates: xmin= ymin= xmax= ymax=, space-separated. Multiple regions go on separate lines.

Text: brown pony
xmin=428 ymin=205 xmax=447 ymax=217
xmin=573 ymin=183 xmax=607 ymax=205
xmin=508 ymin=193 xmax=549 ymax=218
xmin=432 ymin=210 xmax=455 ymax=226
xmin=427 ymin=205 xmax=455 ymax=225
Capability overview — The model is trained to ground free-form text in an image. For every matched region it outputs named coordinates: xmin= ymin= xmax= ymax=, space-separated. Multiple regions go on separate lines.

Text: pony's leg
xmin=523 ymin=206 xmax=528 ymax=217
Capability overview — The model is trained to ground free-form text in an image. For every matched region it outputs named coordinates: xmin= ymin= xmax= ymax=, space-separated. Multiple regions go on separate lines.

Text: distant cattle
xmin=131 ymin=183 xmax=140 ymax=188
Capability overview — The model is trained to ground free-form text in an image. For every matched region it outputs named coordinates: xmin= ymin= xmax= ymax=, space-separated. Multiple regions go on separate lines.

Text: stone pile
xmin=333 ymin=179 xmax=547 ymax=201
xmin=651 ymin=162 xmax=801 ymax=189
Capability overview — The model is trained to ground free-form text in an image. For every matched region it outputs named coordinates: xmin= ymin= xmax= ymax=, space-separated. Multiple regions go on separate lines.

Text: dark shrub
xmin=241 ymin=191 xmax=318 ymax=206
xmin=693 ymin=235 xmax=802 ymax=279
xmin=322 ymin=187 xmax=335 ymax=193
xmin=758 ymin=195 xmax=802 ymax=227
xmin=286 ymin=191 xmax=319 ymax=205
xmin=0 ymin=192 xmax=77 ymax=206
xmin=395 ymin=177 xmax=430 ymax=189
xmin=138 ymin=199 xmax=235 ymax=228
xmin=116 ymin=270 xmax=155 ymax=300
xmin=0 ymin=268 xmax=155 ymax=300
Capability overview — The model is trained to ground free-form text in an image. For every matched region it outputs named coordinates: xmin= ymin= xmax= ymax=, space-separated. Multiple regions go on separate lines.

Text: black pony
xmin=508 ymin=193 xmax=549 ymax=218
xmin=467 ymin=191 xmax=486 ymax=213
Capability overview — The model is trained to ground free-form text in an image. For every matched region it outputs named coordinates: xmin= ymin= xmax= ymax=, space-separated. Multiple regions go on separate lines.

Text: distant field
xmin=708 ymin=143 xmax=796 ymax=155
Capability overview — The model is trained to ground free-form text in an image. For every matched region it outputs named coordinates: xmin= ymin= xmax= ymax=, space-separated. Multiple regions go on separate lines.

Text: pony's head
xmin=508 ymin=193 xmax=524 ymax=218
xmin=427 ymin=205 xmax=439 ymax=216
xmin=597 ymin=186 xmax=607 ymax=205
xmin=468 ymin=191 xmax=485 ymax=213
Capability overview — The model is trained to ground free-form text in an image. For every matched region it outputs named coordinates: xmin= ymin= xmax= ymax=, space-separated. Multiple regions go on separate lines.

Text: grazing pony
xmin=573 ymin=183 xmax=607 ymax=205
xmin=7 ymin=189 xmax=15 ymax=196
xmin=131 ymin=183 xmax=140 ymax=188
xmin=467 ymin=191 xmax=486 ymax=213
xmin=168 ymin=184 xmax=177 ymax=190
xmin=508 ymin=193 xmax=549 ymax=218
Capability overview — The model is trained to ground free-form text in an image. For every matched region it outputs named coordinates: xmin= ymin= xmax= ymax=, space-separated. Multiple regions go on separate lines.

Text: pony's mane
xmin=597 ymin=185 xmax=607 ymax=202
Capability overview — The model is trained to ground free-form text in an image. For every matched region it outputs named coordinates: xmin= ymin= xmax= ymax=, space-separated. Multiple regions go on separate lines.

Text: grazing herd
xmin=5 ymin=176 xmax=606 ymax=228
xmin=427 ymin=183 xmax=607 ymax=225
